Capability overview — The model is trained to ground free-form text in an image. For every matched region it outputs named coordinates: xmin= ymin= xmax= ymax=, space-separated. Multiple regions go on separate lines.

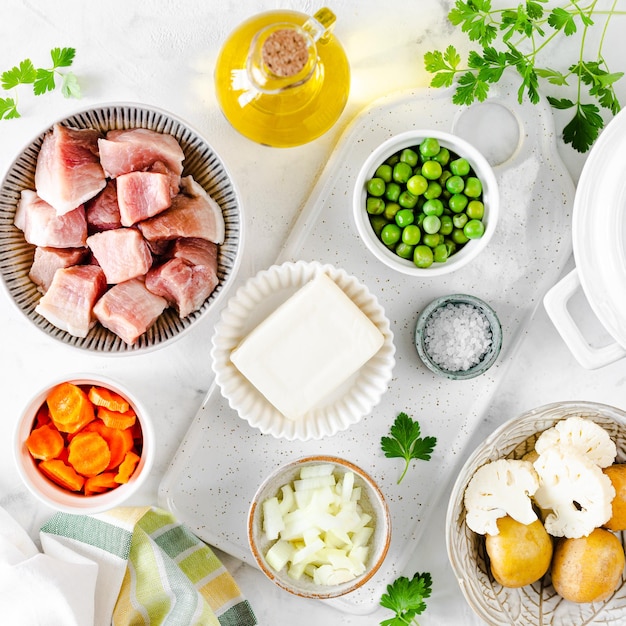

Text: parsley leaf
xmin=2 ymin=59 xmax=37 ymax=90
xmin=381 ymin=412 xmax=437 ymax=484
xmin=379 ymin=572 xmax=433 ymax=626
xmin=424 ymin=45 xmax=461 ymax=88
xmin=0 ymin=47 xmax=80 ymax=120
xmin=562 ymin=102 xmax=603 ymax=153
xmin=449 ymin=0 xmax=498 ymax=47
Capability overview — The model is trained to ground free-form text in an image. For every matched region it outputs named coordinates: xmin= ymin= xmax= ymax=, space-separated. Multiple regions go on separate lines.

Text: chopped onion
xmin=261 ymin=463 xmax=373 ymax=585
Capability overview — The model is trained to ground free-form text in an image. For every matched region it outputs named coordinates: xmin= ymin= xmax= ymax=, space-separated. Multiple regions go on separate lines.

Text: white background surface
xmin=1 ymin=1 xmax=625 ymax=624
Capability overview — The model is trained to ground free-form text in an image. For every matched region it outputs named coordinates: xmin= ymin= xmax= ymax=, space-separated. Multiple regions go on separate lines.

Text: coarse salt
xmin=423 ymin=302 xmax=492 ymax=372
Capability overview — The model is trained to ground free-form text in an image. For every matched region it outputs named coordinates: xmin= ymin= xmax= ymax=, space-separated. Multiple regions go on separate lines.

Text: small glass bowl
xmin=414 ymin=294 xmax=502 ymax=380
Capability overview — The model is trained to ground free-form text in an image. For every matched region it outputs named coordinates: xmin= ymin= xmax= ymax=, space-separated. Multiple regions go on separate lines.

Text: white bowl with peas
xmin=353 ymin=130 xmax=499 ymax=276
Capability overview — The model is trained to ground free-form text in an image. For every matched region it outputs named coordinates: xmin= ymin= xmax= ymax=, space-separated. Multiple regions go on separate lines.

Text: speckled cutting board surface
xmin=159 ymin=76 xmax=575 ymax=615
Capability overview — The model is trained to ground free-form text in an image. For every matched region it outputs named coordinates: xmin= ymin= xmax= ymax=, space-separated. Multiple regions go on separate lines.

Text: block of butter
xmin=230 ymin=272 xmax=385 ymax=421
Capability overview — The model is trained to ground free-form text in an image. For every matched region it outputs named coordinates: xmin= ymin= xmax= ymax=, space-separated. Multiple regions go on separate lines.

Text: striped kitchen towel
xmin=40 ymin=506 xmax=257 ymax=626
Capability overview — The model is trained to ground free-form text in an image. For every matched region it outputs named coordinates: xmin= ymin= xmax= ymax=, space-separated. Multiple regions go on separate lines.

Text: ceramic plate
xmin=446 ymin=401 xmax=626 ymax=625
xmin=0 ymin=103 xmax=243 ymax=354
xmin=210 ymin=260 xmax=395 ymax=440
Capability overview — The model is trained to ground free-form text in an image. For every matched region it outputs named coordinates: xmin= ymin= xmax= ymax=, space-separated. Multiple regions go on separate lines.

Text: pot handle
xmin=543 ymin=268 xmax=626 ymax=369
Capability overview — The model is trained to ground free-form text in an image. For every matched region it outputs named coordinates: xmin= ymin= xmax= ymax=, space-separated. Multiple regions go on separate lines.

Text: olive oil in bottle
xmin=214 ymin=8 xmax=350 ymax=148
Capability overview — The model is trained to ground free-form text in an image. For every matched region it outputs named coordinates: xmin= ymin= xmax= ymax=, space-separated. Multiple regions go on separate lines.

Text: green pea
xmin=366 ymin=197 xmax=385 ymax=215
xmin=385 ymin=182 xmax=401 ymax=202
xmin=452 ymin=213 xmax=468 ymax=229
xmin=451 ymin=227 xmax=469 ymax=245
xmin=438 ymin=169 xmax=452 ymax=187
xmin=369 ymin=215 xmax=387 ymax=236
xmin=423 ymin=215 xmax=441 ymax=235
xmin=433 ymin=147 xmax=450 ymax=166
xmin=381 ymin=223 xmax=401 ymax=246
xmin=383 ymin=202 xmax=401 ymax=221
xmin=402 ymin=224 xmax=421 ymax=246
xmin=395 ymin=208 xmax=415 ymax=228
xmin=433 ymin=243 xmax=449 ymax=263
xmin=421 ymin=160 xmax=443 ymax=180
xmin=366 ymin=177 xmax=386 ymax=197
xmin=444 ymin=238 xmax=457 ymax=257
xmin=446 ymin=175 xmax=465 ymax=194
xmin=385 ymin=154 xmax=399 ymax=166
xmin=423 ymin=198 xmax=444 ymax=216
xmin=439 ymin=214 xmax=453 ymax=235
xmin=423 ymin=181 xmax=442 ymax=200
xmin=413 ymin=244 xmax=434 ymax=268
xmin=422 ymin=233 xmax=442 ymax=248
xmin=398 ymin=190 xmax=418 ymax=209
xmin=448 ymin=193 xmax=468 ymax=213
xmin=464 ymin=218 xmax=485 ymax=239
xmin=375 ymin=164 xmax=392 ymax=183
xmin=407 ymin=174 xmax=428 ymax=196
xmin=450 ymin=158 xmax=470 ymax=176
xmin=466 ymin=200 xmax=484 ymax=220
xmin=400 ymin=148 xmax=419 ymax=167
xmin=395 ymin=242 xmax=414 ymax=259
xmin=464 ymin=176 xmax=483 ymax=198
xmin=393 ymin=161 xmax=413 ymax=184
xmin=419 ymin=137 xmax=440 ymax=158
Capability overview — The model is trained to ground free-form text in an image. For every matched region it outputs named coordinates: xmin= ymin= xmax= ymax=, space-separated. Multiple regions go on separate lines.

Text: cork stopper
xmin=261 ymin=29 xmax=309 ymax=78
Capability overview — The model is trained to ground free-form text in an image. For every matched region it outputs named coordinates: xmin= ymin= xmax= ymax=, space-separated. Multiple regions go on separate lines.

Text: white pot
xmin=544 ymin=108 xmax=626 ymax=369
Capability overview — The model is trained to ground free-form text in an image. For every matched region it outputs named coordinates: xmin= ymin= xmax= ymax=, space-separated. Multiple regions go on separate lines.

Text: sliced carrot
xmin=68 ymin=432 xmax=111 ymax=477
xmin=115 ymin=450 xmax=140 ymax=484
xmin=84 ymin=472 xmax=118 ymax=496
xmin=88 ymin=386 xmax=130 ymax=413
xmin=26 ymin=424 xmax=65 ymax=461
xmin=82 ymin=420 xmax=134 ymax=470
xmin=47 ymin=382 xmax=95 ymax=434
xmin=39 ymin=459 xmax=85 ymax=492
xmin=97 ymin=405 xmax=136 ymax=430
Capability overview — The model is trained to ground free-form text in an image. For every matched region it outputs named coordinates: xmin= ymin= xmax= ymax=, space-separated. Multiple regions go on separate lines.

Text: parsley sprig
xmin=380 ymin=572 xmax=433 ymax=626
xmin=424 ymin=0 xmax=624 ymax=152
xmin=0 ymin=47 xmax=80 ymax=120
xmin=381 ymin=412 xmax=437 ymax=484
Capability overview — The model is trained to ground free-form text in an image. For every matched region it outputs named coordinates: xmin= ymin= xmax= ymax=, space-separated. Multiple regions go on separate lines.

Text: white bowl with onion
xmin=247 ymin=455 xmax=391 ymax=599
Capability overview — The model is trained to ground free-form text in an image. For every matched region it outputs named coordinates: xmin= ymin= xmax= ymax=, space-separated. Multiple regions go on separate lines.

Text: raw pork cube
xmin=145 ymin=238 xmax=218 ymax=317
xmin=35 ymin=265 xmax=107 ymax=337
xmin=85 ymin=180 xmax=122 ymax=233
xmin=29 ymin=247 xmax=89 ymax=293
xmin=137 ymin=176 xmax=225 ymax=244
xmin=15 ymin=190 xmax=87 ymax=248
xmin=93 ymin=278 xmax=168 ymax=345
xmin=117 ymin=171 xmax=172 ymax=226
xmin=87 ymin=228 xmax=152 ymax=284
xmin=35 ymin=124 xmax=106 ymax=215
xmin=98 ymin=128 xmax=184 ymax=181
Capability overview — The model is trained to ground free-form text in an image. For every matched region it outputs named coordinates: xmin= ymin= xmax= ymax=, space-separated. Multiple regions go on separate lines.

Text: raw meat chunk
xmin=145 ymin=238 xmax=218 ymax=317
xmin=15 ymin=190 xmax=87 ymax=248
xmin=35 ymin=124 xmax=106 ymax=215
xmin=93 ymin=278 xmax=168 ymax=345
xmin=98 ymin=128 xmax=184 ymax=181
xmin=29 ymin=247 xmax=89 ymax=293
xmin=87 ymin=228 xmax=152 ymax=284
xmin=137 ymin=176 xmax=225 ymax=244
xmin=35 ymin=265 xmax=107 ymax=337
xmin=85 ymin=180 xmax=122 ymax=233
xmin=116 ymin=171 xmax=172 ymax=226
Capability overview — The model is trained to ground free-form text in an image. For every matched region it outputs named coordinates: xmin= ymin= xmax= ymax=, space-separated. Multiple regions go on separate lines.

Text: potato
xmin=603 ymin=464 xmax=626 ymax=531
xmin=485 ymin=515 xmax=553 ymax=587
xmin=551 ymin=528 xmax=625 ymax=603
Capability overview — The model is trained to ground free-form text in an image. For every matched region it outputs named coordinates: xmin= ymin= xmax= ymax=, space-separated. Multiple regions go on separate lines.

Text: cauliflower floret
xmin=464 ymin=459 xmax=539 ymax=535
xmin=535 ymin=416 xmax=616 ymax=468
xmin=533 ymin=446 xmax=615 ymax=538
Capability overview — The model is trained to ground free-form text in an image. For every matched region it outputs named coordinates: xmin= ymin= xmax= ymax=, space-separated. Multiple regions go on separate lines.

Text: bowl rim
xmin=445 ymin=400 xmax=626 ymax=623
xmin=414 ymin=293 xmax=502 ymax=380
xmin=0 ymin=101 xmax=245 ymax=355
xmin=13 ymin=373 xmax=155 ymax=514
xmin=352 ymin=129 xmax=500 ymax=277
xmin=247 ymin=454 xmax=391 ymax=599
